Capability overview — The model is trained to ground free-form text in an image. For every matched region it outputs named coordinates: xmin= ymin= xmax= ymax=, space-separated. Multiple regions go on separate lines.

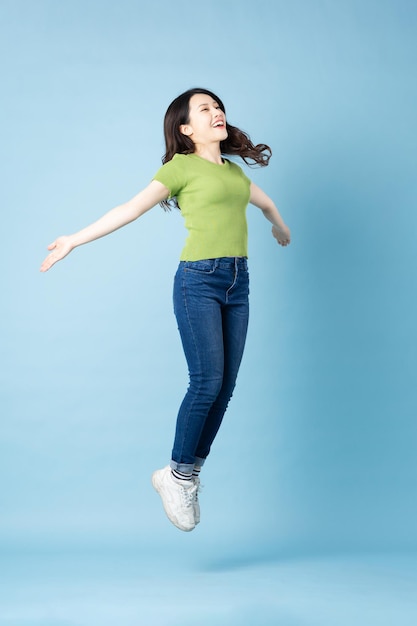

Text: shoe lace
xmin=193 ymin=479 xmax=203 ymax=504
xmin=179 ymin=483 xmax=197 ymax=509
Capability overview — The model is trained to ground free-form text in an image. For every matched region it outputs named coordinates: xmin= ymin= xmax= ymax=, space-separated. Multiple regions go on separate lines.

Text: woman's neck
xmin=193 ymin=143 xmax=223 ymax=165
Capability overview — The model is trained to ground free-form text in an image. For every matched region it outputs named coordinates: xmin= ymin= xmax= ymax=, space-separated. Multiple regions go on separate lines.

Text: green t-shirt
xmin=153 ymin=153 xmax=251 ymax=261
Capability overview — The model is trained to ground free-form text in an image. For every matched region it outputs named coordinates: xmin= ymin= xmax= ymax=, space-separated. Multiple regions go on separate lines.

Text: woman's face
xmin=180 ymin=93 xmax=228 ymax=146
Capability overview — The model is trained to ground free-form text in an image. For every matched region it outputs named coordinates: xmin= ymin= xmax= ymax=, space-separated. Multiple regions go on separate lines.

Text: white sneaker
xmin=193 ymin=476 xmax=201 ymax=525
xmin=152 ymin=466 xmax=196 ymax=532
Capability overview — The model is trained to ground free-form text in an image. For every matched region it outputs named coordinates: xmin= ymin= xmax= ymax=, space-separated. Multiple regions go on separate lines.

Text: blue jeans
xmin=171 ymin=257 xmax=249 ymax=473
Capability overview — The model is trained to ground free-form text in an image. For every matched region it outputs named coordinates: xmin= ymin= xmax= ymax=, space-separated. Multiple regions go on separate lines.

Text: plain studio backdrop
xmin=1 ymin=1 xmax=417 ymax=624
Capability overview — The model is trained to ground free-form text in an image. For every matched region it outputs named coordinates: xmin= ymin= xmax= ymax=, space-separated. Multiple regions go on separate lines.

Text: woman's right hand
xmin=40 ymin=235 xmax=74 ymax=272
xmin=39 ymin=181 xmax=170 ymax=273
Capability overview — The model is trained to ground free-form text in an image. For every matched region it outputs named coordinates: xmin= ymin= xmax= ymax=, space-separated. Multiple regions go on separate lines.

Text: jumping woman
xmin=40 ymin=87 xmax=291 ymax=532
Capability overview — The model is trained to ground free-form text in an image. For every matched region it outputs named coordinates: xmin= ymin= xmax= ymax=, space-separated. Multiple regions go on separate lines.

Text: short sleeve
xmin=152 ymin=154 xmax=188 ymax=199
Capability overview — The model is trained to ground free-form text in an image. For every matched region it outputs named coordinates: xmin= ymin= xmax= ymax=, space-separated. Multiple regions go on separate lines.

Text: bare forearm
xmin=70 ymin=182 xmax=167 ymax=247
xmin=40 ymin=180 xmax=169 ymax=272
xmin=70 ymin=202 xmax=139 ymax=248
xmin=260 ymin=203 xmax=287 ymax=230
xmin=249 ymin=181 xmax=291 ymax=247
xmin=250 ymin=182 xmax=287 ymax=227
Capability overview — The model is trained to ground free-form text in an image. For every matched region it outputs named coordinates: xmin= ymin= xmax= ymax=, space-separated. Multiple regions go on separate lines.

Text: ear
xmin=180 ymin=124 xmax=193 ymax=136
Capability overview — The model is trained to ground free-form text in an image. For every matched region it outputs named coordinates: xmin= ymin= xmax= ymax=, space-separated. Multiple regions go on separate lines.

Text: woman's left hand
xmin=272 ymin=224 xmax=291 ymax=247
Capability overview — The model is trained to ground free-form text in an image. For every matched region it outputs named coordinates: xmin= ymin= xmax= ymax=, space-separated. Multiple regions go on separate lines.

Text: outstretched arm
xmin=40 ymin=180 xmax=169 ymax=272
xmin=250 ymin=182 xmax=291 ymax=247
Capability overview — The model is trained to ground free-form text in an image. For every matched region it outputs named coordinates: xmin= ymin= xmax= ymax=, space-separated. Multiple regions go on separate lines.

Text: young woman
xmin=40 ymin=88 xmax=291 ymax=532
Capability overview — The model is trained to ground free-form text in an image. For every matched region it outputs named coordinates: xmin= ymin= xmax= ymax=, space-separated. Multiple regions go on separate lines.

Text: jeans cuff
xmin=170 ymin=460 xmax=195 ymax=474
xmin=194 ymin=456 xmax=206 ymax=468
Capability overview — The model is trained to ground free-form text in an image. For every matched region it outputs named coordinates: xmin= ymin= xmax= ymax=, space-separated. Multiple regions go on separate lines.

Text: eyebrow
xmin=197 ymin=101 xmax=219 ymax=109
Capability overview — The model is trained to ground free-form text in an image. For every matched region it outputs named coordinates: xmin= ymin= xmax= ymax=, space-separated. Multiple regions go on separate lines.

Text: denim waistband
xmin=180 ymin=257 xmax=248 ymax=270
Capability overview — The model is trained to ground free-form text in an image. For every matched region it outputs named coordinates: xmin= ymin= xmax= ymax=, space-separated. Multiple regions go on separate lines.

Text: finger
xmin=40 ymin=253 xmax=56 ymax=272
xmin=47 ymin=241 xmax=56 ymax=251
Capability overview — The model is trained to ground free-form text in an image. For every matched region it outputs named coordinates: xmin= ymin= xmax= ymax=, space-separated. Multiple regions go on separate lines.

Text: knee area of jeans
xmin=190 ymin=376 xmax=223 ymax=399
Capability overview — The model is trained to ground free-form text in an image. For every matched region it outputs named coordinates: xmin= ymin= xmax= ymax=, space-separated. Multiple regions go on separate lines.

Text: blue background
xmin=1 ymin=0 xmax=417 ymax=624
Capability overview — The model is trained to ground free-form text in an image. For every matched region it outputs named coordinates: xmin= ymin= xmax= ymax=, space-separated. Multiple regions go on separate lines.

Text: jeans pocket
xmin=184 ymin=260 xmax=216 ymax=274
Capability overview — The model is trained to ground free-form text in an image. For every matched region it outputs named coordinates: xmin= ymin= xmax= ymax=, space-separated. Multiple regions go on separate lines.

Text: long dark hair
xmin=161 ymin=87 xmax=271 ymax=209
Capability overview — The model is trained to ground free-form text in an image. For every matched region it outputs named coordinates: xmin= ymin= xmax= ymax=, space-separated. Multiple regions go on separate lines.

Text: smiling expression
xmin=180 ymin=93 xmax=228 ymax=146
